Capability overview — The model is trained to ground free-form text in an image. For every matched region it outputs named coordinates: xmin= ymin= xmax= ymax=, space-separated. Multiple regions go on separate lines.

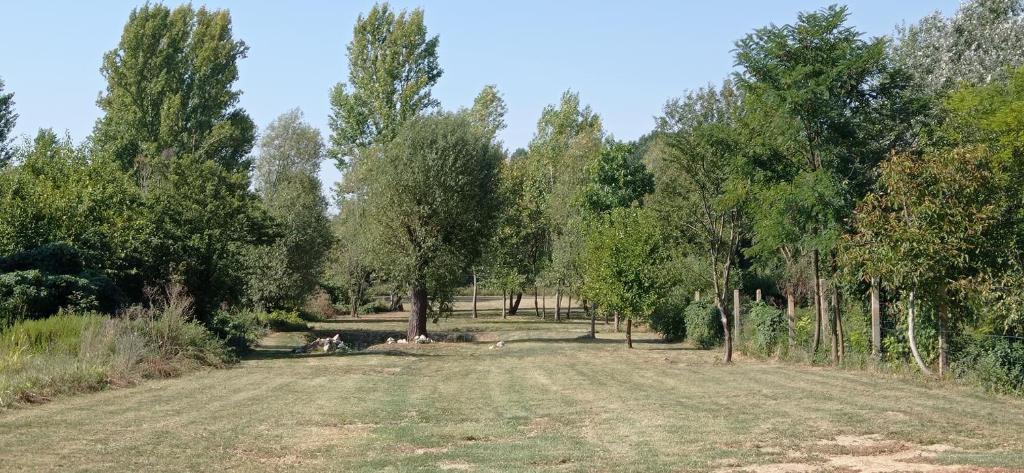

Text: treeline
xmin=1 ymin=0 xmax=1023 ymax=396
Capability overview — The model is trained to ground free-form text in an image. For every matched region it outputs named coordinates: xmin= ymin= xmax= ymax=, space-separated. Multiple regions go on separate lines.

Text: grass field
xmin=1 ymin=310 xmax=1023 ymax=472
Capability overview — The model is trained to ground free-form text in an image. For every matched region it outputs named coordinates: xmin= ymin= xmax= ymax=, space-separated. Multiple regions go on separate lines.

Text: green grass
xmin=1 ymin=314 xmax=1022 ymax=472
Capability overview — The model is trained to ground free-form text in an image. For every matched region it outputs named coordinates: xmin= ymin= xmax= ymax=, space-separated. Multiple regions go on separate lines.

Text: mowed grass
xmin=1 ymin=313 xmax=1023 ymax=472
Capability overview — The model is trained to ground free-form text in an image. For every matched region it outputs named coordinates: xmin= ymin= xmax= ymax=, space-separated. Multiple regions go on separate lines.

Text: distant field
xmin=1 ymin=313 xmax=1022 ymax=472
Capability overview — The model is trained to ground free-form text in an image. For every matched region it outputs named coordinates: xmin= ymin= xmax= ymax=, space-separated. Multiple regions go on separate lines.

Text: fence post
xmin=734 ymin=289 xmax=741 ymax=347
xmin=871 ymin=277 xmax=881 ymax=359
xmin=755 ymin=289 xmax=762 ymax=303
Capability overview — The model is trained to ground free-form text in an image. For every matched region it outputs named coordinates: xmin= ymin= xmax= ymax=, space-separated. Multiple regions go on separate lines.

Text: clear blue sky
xmin=1 ymin=1 xmax=958 ymax=191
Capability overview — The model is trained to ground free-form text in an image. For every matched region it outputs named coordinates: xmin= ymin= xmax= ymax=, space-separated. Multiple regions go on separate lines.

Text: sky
xmin=1 ymin=1 xmax=960 ymax=194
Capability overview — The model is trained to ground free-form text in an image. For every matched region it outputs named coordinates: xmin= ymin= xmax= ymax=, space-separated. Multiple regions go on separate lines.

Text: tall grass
xmin=0 ymin=286 xmax=232 ymax=408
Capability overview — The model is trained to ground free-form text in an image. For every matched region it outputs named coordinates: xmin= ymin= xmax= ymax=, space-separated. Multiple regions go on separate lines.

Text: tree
xmin=359 ymin=114 xmax=501 ymax=339
xmin=893 ymin=0 xmax=1024 ymax=96
xmin=735 ymin=5 xmax=898 ymax=362
xmin=0 ymin=130 xmax=152 ymax=299
xmin=648 ymin=81 xmax=749 ymax=362
xmin=246 ymin=110 xmax=333 ymax=310
xmin=582 ymin=207 xmax=668 ymax=348
xmin=582 ymin=142 xmax=653 ymax=216
xmin=0 ymin=78 xmax=16 ymax=167
xmin=93 ymin=4 xmax=255 ymax=172
xmin=328 ymin=2 xmax=442 ymax=164
xmin=844 ymin=147 xmax=1011 ymax=376
xmin=528 ymin=91 xmax=604 ymax=320
xmin=144 ymin=155 xmax=274 ymax=320
xmin=467 ymin=85 xmax=508 ymax=141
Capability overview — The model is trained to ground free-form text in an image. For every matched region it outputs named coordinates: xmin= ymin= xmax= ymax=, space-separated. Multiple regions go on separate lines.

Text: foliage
xmin=684 ymin=300 xmax=723 ymax=349
xmin=467 ymin=85 xmax=508 ymax=141
xmin=255 ymin=310 xmax=308 ymax=332
xmin=581 ymin=207 xmax=668 ymax=324
xmin=359 ymin=113 xmax=502 ymax=335
xmin=246 ymin=110 xmax=333 ymax=310
xmin=143 ymin=155 xmax=275 ymax=320
xmin=0 ymin=77 xmax=15 ymax=167
xmin=0 ymin=291 xmax=231 ymax=408
xmin=93 ymin=4 xmax=254 ymax=171
xmin=328 ymin=2 xmax=441 ymax=163
xmin=582 ymin=142 xmax=654 ymax=215
xmin=746 ymin=302 xmax=786 ymax=357
xmin=209 ymin=309 xmax=264 ymax=353
xmin=482 ymin=157 xmax=546 ymax=297
xmin=893 ymin=0 xmax=1024 ymax=96
xmin=648 ymin=290 xmax=688 ymax=342
xmin=951 ymin=334 xmax=1024 ymax=394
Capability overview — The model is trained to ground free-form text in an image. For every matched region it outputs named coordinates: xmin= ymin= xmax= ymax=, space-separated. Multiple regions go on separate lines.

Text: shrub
xmin=257 ymin=310 xmax=308 ymax=332
xmin=0 ymin=311 xmax=105 ymax=355
xmin=359 ymin=301 xmax=389 ymax=314
xmin=952 ymin=335 xmax=1024 ymax=395
xmin=210 ymin=310 xmax=264 ymax=353
xmin=649 ymin=300 xmax=686 ymax=342
xmin=747 ymin=302 xmax=786 ymax=357
xmin=685 ymin=300 xmax=722 ymax=349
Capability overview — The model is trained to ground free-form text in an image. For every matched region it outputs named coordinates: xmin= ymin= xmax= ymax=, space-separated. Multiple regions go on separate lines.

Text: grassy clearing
xmin=1 ymin=313 xmax=1022 ymax=472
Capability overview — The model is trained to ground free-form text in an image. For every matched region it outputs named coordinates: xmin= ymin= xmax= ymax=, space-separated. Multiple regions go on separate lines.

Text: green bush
xmin=685 ymin=301 xmax=722 ymax=349
xmin=359 ymin=301 xmax=389 ymax=314
xmin=747 ymin=302 xmax=786 ymax=357
xmin=210 ymin=310 xmax=264 ymax=353
xmin=952 ymin=335 xmax=1024 ymax=394
xmin=257 ymin=310 xmax=308 ymax=332
xmin=649 ymin=300 xmax=686 ymax=342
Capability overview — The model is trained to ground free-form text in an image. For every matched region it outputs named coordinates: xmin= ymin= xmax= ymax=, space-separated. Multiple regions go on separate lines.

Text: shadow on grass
xmin=245 ymin=347 xmax=441 ymax=361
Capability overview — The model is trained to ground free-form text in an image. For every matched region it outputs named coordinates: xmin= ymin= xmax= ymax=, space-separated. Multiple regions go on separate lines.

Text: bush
xmin=256 ymin=310 xmax=308 ymax=332
xmin=0 ymin=311 xmax=105 ymax=354
xmin=649 ymin=300 xmax=686 ymax=342
xmin=359 ymin=301 xmax=389 ymax=314
xmin=747 ymin=302 xmax=786 ymax=357
xmin=210 ymin=310 xmax=264 ymax=353
xmin=952 ymin=335 xmax=1024 ymax=395
xmin=685 ymin=300 xmax=722 ymax=349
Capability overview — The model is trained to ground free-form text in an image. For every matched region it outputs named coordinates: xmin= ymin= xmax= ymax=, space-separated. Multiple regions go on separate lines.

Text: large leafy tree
xmin=328 ymin=2 xmax=442 ymax=164
xmin=844 ymin=147 xmax=1012 ymax=376
xmin=246 ymin=110 xmax=333 ymax=310
xmin=582 ymin=142 xmax=653 ymax=216
xmin=360 ymin=114 xmax=501 ymax=339
xmin=893 ymin=0 xmax=1024 ymax=96
xmin=467 ymin=85 xmax=508 ymax=141
xmin=0 ymin=78 xmax=16 ymax=167
xmin=93 ymin=4 xmax=255 ymax=172
xmin=144 ymin=155 xmax=274 ymax=320
xmin=648 ymin=81 xmax=749 ymax=363
xmin=735 ymin=5 xmax=900 ymax=361
xmin=582 ymin=207 xmax=668 ymax=348
xmin=528 ymin=91 xmax=603 ymax=317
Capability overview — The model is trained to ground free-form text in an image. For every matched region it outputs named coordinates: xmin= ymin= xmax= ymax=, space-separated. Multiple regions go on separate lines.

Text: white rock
xmin=386 ymin=337 xmax=396 ymax=344
xmin=397 ymin=338 xmax=408 ymax=344
xmin=495 ymin=340 xmax=505 ymax=348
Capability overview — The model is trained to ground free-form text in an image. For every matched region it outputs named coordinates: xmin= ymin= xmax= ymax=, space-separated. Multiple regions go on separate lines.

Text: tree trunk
xmin=407 ymin=283 xmax=428 ymax=340
xmin=510 ymin=292 xmax=523 ymax=315
xmin=786 ymin=288 xmax=796 ymax=350
xmin=733 ymin=289 xmax=741 ymax=349
xmin=588 ymin=302 xmax=596 ymax=338
xmin=832 ymin=288 xmax=844 ymax=363
xmin=472 ymin=271 xmax=478 ymax=319
xmin=823 ymin=276 xmax=831 ymax=362
xmin=625 ymin=317 xmax=633 ymax=349
xmin=907 ymin=291 xmax=933 ymax=376
xmin=870 ymin=277 xmax=881 ymax=359
xmin=555 ymin=287 xmax=562 ymax=323
xmin=829 ymin=282 xmax=838 ymax=364
xmin=534 ymin=286 xmax=540 ymax=317
xmin=811 ymin=250 xmax=823 ymax=355
xmin=716 ymin=297 xmax=733 ymax=363
xmin=614 ymin=312 xmax=620 ymax=332
xmin=566 ymin=294 xmax=572 ymax=319
xmin=938 ymin=304 xmax=948 ymax=378
xmin=502 ymin=290 xmax=507 ymax=319
xmin=541 ymin=288 xmax=547 ymax=318
xmin=604 ymin=311 xmax=609 ymax=325
xmin=349 ymin=287 xmax=358 ymax=318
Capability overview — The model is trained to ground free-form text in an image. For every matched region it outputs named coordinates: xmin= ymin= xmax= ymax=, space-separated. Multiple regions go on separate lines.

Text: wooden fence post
xmin=755 ymin=289 xmax=762 ymax=303
xmin=871 ymin=277 xmax=881 ymax=359
xmin=733 ymin=289 xmax=741 ymax=347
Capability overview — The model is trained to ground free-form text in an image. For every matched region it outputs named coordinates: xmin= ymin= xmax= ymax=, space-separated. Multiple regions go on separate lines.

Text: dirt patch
xmin=717 ymin=435 xmax=970 ymax=473
xmin=438 ymin=460 xmax=474 ymax=470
